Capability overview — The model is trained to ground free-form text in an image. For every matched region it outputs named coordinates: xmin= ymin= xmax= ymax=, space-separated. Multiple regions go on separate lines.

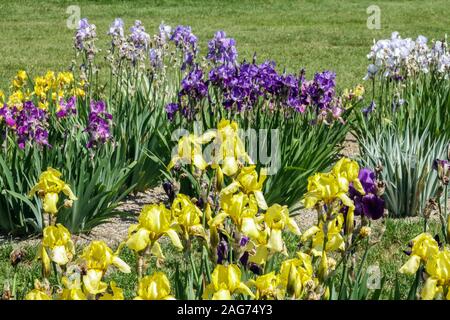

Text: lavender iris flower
xmin=75 ymin=18 xmax=96 ymax=51
xmin=170 ymin=25 xmax=198 ymax=70
xmin=108 ymin=18 xmax=124 ymax=38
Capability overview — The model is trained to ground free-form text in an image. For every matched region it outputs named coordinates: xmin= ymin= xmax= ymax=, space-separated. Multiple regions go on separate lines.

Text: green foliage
xmin=357 ymin=124 xmax=446 ymax=218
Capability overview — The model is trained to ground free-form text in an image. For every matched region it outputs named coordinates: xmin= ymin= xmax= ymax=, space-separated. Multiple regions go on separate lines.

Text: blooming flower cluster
xmin=22 ymin=117 xmax=383 ymax=301
xmin=365 ymin=32 xmax=450 ymax=80
xmin=170 ymin=25 xmax=198 ymax=70
xmin=0 ymin=101 xmax=50 ymax=149
xmin=84 ymin=100 xmax=113 ymax=149
xmin=207 ymin=31 xmax=238 ymax=65
xmin=57 ymin=96 xmax=77 ymax=118
xmin=399 ymin=233 xmax=450 ymax=300
xmin=165 ymin=29 xmax=344 ymax=122
xmin=348 ymin=167 xmax=385 ymax=220
xmin=29 ymin=167 xmax=77 ymax=216
xmin=74 ymin=18 xmax=97 ymax=60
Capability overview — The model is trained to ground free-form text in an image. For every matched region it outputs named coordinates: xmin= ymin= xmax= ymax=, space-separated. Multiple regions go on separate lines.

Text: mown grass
xmin=1 ymin=0 xmax=450 ymax=89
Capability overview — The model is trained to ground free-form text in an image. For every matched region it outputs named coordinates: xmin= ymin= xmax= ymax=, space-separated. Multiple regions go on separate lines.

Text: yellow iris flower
xmin=134 ymin=272 xmax=175 ymax=300
xmin=7 ymin=90 xmax=24 ymax=109
xmin=421 ymin=249 xmax=450 ymax=300
xmin=399 ymin=233 xmax=439 ymax=275
xmin=29 ymin=168 xmax=77 ymax=216
xmin=79 ymin=241 xmax=130 ymax=296
xmin=59 ymin=276 xmax=87 ymax=300
xmin=211 ymin=119 xmax=251 ymax=176
xmin=39 ymin=224 xmax=75 ymax=276
xmin=279 ymin=252 xmax=315 ymax=299
xmin=126 ymin=204 xmax=183 ymax=254
xmin=220 ymin=166 xmax=268 ymax=210
xmin=25 ymin=289 xmax=52 ymax=300
xmin=248 ymin=271 xmax=282 ymax=300
xmin=212 ymin=192 xmax=262 ymax=240
xmin=264 ymin=204 xmax=300 ymax=252
xmin=171 ymin=194 xmax=206 ymax=240
xmin=167 ymin=131 xmax=216 ymax=171
xmin=0 ymin=90 xmax=4 ymax=104
xmin=303 ymin=158 xmax=363 ymax=234
xmin=301 ymin=214 xmax=345 ymax=256
xmin=99 ymin=282 xmax=125 ymax=300
xmin=25 ymin=280 xmax=52 ymax=300
xmin=12 ymin=70 xmax=28 ymax=89
xmin=203 ymin=264 xmax=254 ymax=300
xmin=80 ymin=240 xmax=130 ymax=274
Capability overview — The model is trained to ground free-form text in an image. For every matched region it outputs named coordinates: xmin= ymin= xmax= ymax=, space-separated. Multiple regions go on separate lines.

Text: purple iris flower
xmin=217 ymin=239 xmax=228 ymax=264
xmin=165 ymin=103 xmax=180 ymax=121
xmin=179 ymin=66 xmax=208 ymax=100
xmin=56 ymin=96 xmax=77 ymax=118
xmin=84 ymin=100 xmax=112 ymax=149
xmin=359 ymin=193 xmax=385 ymax=220
xmin=170 ymin=25 xmax=198 ymax=70
xmin=363 ymin=101 xmax=376 ymax=116
xmin=349 ymin=167 xmax=384 ymax=220
xmin=206 ymin=31 xmax=238 ymax=65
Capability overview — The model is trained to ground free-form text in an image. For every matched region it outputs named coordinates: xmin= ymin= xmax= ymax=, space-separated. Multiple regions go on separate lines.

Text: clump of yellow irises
xmin=24 ymin=119 xmax=380 ymax=300
xmin=4 ymin=70 xmax=85 ymax=111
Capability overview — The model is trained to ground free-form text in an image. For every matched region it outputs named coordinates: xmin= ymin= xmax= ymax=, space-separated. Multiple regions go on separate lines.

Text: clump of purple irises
xmin=165 ymin=28 xmax=341 ymax=121
xmin=0 ymin=101 xmax=50 ymax=149
xmin=84 ymin=100 xmax=112 ymax=149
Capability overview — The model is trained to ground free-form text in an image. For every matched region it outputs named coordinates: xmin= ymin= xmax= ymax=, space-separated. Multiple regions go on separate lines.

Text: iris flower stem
xmin=437 ymin=192 xmax=447 ymax=242
xmin=337 ymin=255 xmax=348 ymax=300
xmin=445 ymin=185 xmax=449 ymax=243
xmin=52 ymin=262 xmax=61 ymax=286
xmin=189 ymin=250 xmax=199 ymax=285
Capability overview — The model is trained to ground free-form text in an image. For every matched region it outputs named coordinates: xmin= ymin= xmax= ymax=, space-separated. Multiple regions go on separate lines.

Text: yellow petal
xmin=222 ymin=157 xmax=239 ymax=176
xmin=267 ymin=229 xmax=284 ymax=252
xmin=51 ymin=245 xmax=69 ymax=265
xmin=112 ymin=256 xmax=131 ymax=273
xmin=421 ymin=277 xmax=438 ymax=300
xmin=241 ymin=217 xmax=260 ymax=239
xmin=43 ymin=193 xmax=59 ymax=215
xmin=399 ymin=255 xmax=421 ymax=275
xmin=83 ymin=269 xmax=107 ymax=295
xmin=212 ymin=289 xmax=231 ymax=300
xmin=254 ymin=191 xmax=268 ymax=210
xmin=165 ymin=229 xmax=183 ymax=250
xmin=126 ymin=228 xmax=150 ymax=252
xmin=151 ymin=241 xmax=165 ymax=260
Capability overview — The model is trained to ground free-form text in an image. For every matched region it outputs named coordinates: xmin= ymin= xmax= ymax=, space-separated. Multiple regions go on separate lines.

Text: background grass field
xmin=1 ymin=0 xmax=450 ymax=89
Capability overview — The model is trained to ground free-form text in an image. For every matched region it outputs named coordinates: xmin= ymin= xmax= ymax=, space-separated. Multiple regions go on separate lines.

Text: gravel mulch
xmin=0 ymin=133 xmax=372 ymax=249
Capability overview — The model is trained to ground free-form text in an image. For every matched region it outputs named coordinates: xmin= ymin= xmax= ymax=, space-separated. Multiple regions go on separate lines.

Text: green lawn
xmin=1 ymin=0 xmax=450 ymax=89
